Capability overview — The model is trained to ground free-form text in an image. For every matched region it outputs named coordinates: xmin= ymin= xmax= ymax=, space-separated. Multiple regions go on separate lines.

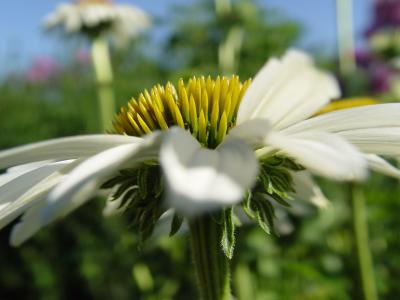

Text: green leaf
xmin=169 ymin=213 xmax=184 ymax=237
xmin=221 ymin=208 xmax=236 ymax=259
xmin=113 ymin=181 xmax=135 ymax=200
xmin=252 ymin=199 xmax=271 ymax=234
xmin=241 ymin=191 xmax=255 ymax=219
xmin=138 ymin=167 xmax=149 ymax=198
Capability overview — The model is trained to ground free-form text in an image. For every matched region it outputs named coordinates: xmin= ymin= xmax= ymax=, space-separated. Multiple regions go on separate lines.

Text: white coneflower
xmin=1 ymin=50 xmax=400 ymax=245
xmin=3 ymin=49 xmax=400 ymax=300
xmin=44 ymin=0 xmax=152 ymax=130
xmin=44 ymin=0 xmax=151 ymax=43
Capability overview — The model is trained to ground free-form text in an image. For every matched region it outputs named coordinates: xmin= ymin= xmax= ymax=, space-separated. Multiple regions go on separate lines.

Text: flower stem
xmin=91 ymin=36 xmax=116 ymax=131
xmin=189 ymin=215 xmax=231 ymax=300
xmin=349 ymin=183 xmax=378 ymax=300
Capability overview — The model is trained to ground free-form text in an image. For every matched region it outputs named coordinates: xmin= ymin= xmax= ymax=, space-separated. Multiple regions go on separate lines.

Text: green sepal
xmin=169 ymin=212 xmax=184 ymax=237
xmin=220 ymin=207 xmax=235 ymax=259
xmin=138 ymin=167 xmax=149 ymax=198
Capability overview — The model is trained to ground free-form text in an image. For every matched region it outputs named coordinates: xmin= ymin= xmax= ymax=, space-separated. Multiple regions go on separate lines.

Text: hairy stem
xmin=189 ymin=215 xmax=231 ymax=300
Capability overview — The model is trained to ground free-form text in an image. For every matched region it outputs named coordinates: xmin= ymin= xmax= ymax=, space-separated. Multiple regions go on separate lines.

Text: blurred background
xmin=1 ymin=0 xmax=400 ymax=299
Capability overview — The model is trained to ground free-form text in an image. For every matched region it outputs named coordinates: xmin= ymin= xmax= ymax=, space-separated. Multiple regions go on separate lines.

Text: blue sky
xmin=0 ymin=0 xmax=373 ymax=73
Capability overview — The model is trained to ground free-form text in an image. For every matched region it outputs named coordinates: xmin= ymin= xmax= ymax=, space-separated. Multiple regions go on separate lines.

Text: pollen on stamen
xmin=112 ymin=75 xmax=251 ymax=148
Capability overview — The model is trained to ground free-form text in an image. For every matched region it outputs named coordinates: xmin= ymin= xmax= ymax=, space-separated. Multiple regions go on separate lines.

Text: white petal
xmin=237 ymin=50 xmax=340 ymax=128
xmin=10 ymin=200 xmax=47 ymax=247
xmin=267 ymin=131 xmax=367 ymax=181
xmin=42 ymin=133 xmax=161 ymax=224
xmin=283 ymin=103 xmax=400 ymax=134
xmin=338 ymin=128 xmax=400 ymax=156
xmin=291 ymin=171 xmax=329 ymax=208
xmin=228 ymin=119 xmax=271 ymax=148
xmin=0 ymin=161 xmax=78 ymax=231
xmin=0 ymin=134 xmax=140 ymax=169
xmin=0 ymin=161 xmax=51 ymax=187
xmin=0 ymin=161 xmax=73 ymax=206
xmin=364 ymin=154 xmax=400 ymax=179
xmin=160 ymin=128 xmax=259 ymax=216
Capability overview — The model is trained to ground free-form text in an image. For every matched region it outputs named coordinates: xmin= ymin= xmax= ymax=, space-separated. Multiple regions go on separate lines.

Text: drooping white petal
xmin=0 ymin=161 xmax=51 ymax=187
xmin=364 ymin=154 xmax=400 ymax=179
xmin=283 ymin=103 xmax=400 ymax=134
xmin=338 ymin=128 xmax=400 ymax=156
xmin=0 ymin=161 xmax=79 ymax=231
xmin=42 ymin=133 xmax=161 ymax=224
xmin=0 ymin=174 xmax=61 ymax=232
xmin=237 ymin=50 xmax=340 ymax=128
xmin=0 ymin=134 xmax=140 ymax=169
xmin=10 ymin=200 xmax=47 ymax=247
xmin=0 ymin=161 xmax=74 ymax=207
xmin=291 ymin=171 xmax=329 ymax=208
xmin=160 ymin=128 xmax=259 ymax=216
xmin=267 ymin=131 xmax=367 ymax=181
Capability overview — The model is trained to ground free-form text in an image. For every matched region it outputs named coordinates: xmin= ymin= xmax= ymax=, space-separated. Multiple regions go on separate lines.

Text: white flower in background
xmin=1 ymin=50 xmax=400 ymax=246
xmin=44 ymin=0 xmax=151 ymax=44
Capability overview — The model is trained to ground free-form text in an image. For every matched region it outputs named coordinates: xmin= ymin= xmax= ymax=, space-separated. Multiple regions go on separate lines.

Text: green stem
xmin=218 ymin=26 xmax=244 ymax=75
xmin=189 ymin=215 xmax=231 ymax=300
xmin=214 ymin=0 xmax=232 ymax=17
xmin=91 ymin=36 xmax=116 ymax=131
xmin=336 ymin=0 xmax=356 ymax=75
xmin=349 ymin=184 xmax=378 ymax=300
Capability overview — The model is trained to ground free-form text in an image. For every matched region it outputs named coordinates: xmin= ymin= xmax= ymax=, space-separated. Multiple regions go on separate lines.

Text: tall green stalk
xmin=336 ymin=0 xmax=356 ymax=75
xmin=218 ymin=26 xmax=244 ymax=75
xmin=349 ymin=184 xmax=378 ymax=300
xmin=189 ymin=215 xmax=231 ymax=300
xmin=91 ymin=36 xmax=116 ymax=131
xmin=335 ymin=1 xmax=378 ymax=298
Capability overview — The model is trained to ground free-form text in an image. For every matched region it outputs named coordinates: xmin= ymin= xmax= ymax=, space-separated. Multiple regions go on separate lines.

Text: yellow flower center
xmin=113 ymin=75 xmax=251 ymax=148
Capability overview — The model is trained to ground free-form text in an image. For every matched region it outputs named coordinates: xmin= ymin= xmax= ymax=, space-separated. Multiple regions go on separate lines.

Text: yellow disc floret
xmin=113 ymin=75 xmax=251 ymax=148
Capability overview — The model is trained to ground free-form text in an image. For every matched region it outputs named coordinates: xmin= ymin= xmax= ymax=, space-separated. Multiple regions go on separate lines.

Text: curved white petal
xmin=42 ymin=132 xmax=161 ymax=224
xmin=283 ymin=103 xmax=400 ymax=134
xmin=160 ymin=128 xmax=259 ymax=216
xmin=0 ymin=161 xmax=51 ymax=187
xmin=0 ymin=161 xmax=73 ymax=207
xmin=10 ymin=200 xmax=47 ymax=247
xmin=267 ymin=131 xmax=367 ymax=181
xmin=0 ymin=134 xmax=140 ymax=169
xmin=364 ymin=154 xmax=400 ymax=179
xmin=291 ymin=171 xmax=329 ymax=208
xmin=0 ymin=161 xmax=78 ymax=231
xmin=338 ymin=128 xmax=400 ymax=156
xmin=237 ymin=50 xmax=339 ymax=128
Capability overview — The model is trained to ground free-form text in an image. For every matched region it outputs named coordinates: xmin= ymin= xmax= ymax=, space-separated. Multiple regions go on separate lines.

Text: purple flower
xmin=367 ymin=0 xmax=400 ymax=35
xmin=371 ymin=63 xmax=393 ymax=92
xmin=355 ymin=49 xmax=373 ymax=68
xmin=26 ymin=57 xmax=59 ymax=84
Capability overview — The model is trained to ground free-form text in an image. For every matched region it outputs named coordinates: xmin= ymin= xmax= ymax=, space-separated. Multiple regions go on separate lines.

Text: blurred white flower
xmin=44 ymin=0 xmax=151 ymax=44
xmin=1 ymin=50 xmax=400 ymax=245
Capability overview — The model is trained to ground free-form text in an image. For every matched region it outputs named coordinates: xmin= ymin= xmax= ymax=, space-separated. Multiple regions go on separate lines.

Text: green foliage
xmin=164 ymin=0 xmax=300 ymax=78
xmin=241 ymin=156 xmax=302 ymax=235
xmin=102 ymin=165 xmax=166 ymax=245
